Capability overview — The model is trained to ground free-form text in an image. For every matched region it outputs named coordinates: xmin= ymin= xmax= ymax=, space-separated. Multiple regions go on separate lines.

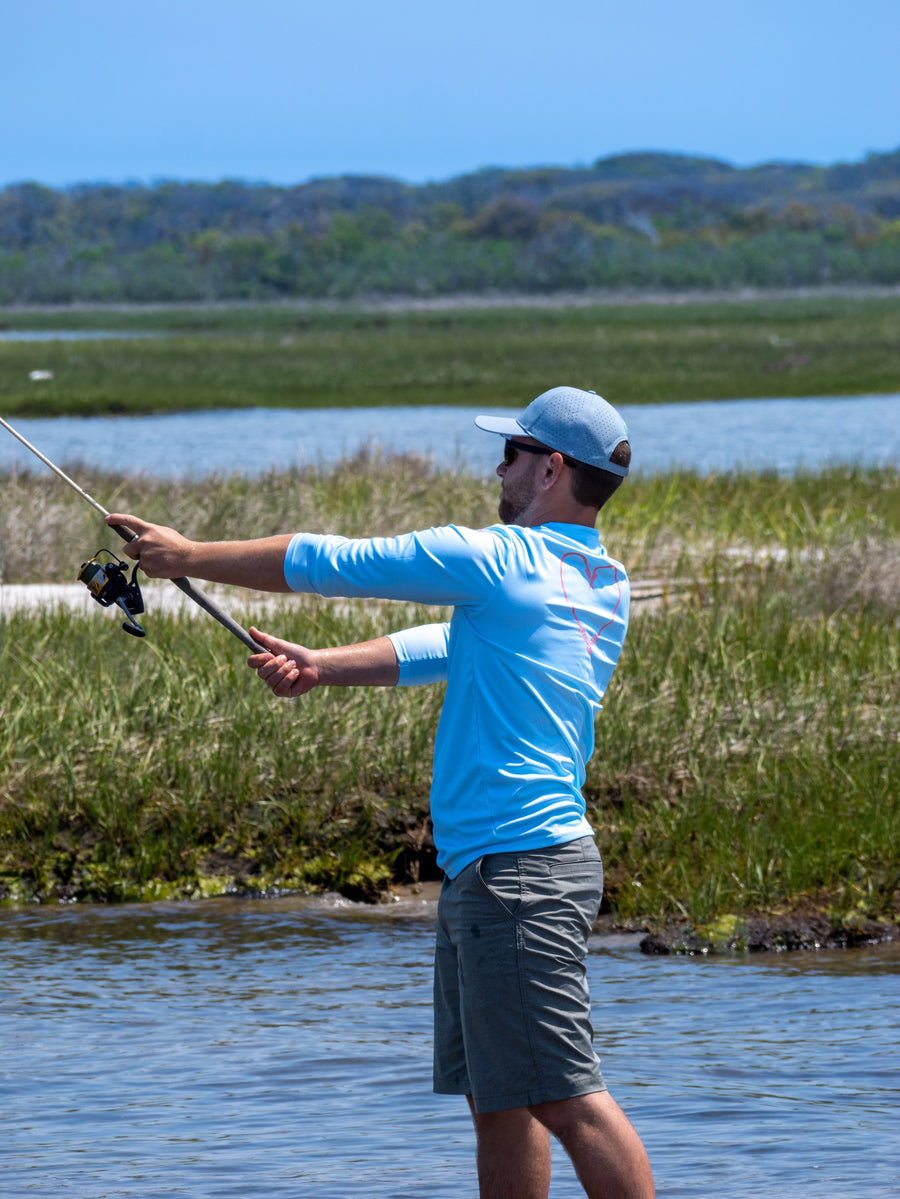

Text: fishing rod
xmin=0 ymin=415 xmax=264 ymax=652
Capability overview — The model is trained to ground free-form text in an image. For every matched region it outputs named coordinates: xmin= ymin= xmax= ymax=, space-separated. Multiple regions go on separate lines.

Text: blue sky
xmin=1 ymin=0 xmax=896 ymax=188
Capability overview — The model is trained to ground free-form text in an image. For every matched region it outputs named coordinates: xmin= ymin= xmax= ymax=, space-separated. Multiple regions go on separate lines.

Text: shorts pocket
xmin=475 ymin=854 xmax=521 ymax=917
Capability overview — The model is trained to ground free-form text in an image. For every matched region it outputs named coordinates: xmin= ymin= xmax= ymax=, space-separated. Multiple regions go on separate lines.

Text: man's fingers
xmin=247 ymin=630 xmax=290 ymax=670
xmin=271 ymin=670 xmax=301 ymax=698
xmin=106 ymin=513 xmax=150 ymax=534
xmin=250 ymin=654 xmax=301 ymax=697
xmin=106 ymin=514 xmax=151 ymax=561
xmin=248 ymin=627 xmax=286 ymax=653
xmin=260 ymin=655 xmax=297 ymax=681
xmin=246 ymin=630 xmax=316 ymax=699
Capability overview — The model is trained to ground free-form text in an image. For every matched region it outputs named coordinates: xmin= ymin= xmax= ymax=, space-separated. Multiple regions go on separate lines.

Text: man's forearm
xmin=313 ymin=637 xmax=400 ymax=687
xmin=248 ymin=629 xmax=400 ymax=696
xmin=184 ymin=536 xmax=294 ymax=591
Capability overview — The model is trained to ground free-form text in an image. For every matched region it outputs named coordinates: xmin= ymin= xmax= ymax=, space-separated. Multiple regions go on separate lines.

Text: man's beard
xmin=498 ymin=495 xmax=517 ymax=524
xmin=498 ymin=475 xmax=534 ymax=525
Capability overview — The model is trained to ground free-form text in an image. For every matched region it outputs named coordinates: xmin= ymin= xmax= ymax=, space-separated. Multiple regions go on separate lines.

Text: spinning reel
xmin=78 ymin=549 xmax=146 ymax=637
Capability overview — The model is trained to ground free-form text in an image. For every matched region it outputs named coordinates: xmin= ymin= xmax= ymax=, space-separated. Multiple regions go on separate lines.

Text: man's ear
xmin=540 ymin=451 xmax=568 ymax=491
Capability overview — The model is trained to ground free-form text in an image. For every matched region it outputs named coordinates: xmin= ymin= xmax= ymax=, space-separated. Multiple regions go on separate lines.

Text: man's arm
xmin=107 ymin=513 xmax=293 ymax=592
xmin=247 ymin=627 xmax=400 ymax=697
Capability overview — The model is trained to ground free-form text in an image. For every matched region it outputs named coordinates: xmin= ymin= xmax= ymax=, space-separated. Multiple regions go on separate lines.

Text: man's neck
xmin=518 ymin=495 xmax=599 ymax=529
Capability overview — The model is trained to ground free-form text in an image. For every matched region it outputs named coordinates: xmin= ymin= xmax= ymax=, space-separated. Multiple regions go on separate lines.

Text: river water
xmin=1 ymin=394 xmax=899 ymax=479
xmin=2 ymin=896 xmax=898 ymax=1199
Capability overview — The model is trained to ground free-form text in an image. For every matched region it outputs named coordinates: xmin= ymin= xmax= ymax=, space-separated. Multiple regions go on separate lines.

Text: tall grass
xmin=3 ymin=456 xmax=899 ymax=584
xmin=0 ymin=598 xmax=445 ymax=902
xmin=1 ymin=459 xmax=898 ymax=933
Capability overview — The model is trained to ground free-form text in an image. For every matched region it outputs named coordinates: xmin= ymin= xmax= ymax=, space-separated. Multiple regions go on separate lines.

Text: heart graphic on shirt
xmin=559 ymin=553 xmax=623 ymax=656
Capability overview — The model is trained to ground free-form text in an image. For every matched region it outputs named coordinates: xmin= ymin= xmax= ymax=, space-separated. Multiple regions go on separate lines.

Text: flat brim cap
xmin=476 ymin=386 xmax=629 ymax=476
xmin=473 ymin=413 xmax=527 ymax=437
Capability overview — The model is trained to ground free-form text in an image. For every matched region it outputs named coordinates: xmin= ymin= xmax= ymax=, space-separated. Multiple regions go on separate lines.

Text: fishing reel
xmin=78 ymin=549 xmax=146 ymax=638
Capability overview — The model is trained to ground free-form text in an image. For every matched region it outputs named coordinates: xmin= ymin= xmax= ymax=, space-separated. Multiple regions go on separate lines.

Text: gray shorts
xmin=433 ymin=836 xmax=606 ymax=1114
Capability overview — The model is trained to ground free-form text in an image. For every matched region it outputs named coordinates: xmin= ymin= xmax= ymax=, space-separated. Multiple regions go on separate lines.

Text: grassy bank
xmin=1 ymin=292 xmax=899 ymax=417
xmin=2 ymin=459 xmax=899 ymax=950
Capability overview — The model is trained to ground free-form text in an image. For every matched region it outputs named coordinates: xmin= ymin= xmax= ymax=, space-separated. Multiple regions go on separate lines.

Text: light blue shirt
xmin=284 ymin=523 xmax=629 ymax=877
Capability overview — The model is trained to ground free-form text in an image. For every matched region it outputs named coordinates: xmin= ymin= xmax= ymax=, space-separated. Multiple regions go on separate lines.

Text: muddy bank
xmin=388 ymin=887 xmax=900 ymax=958
xmin=636 ymin=909 xmax=900 ymax=955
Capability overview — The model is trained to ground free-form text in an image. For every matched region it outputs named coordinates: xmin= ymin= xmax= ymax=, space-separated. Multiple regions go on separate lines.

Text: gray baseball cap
xmin=475 ymin=386 xmax=630 ymax=476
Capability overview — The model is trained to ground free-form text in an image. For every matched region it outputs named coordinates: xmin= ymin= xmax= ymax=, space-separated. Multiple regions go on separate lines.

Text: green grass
xmin=1 ymin=293 xmax=899 ymax=416
xmin=0 ymin=599 xmax=445 ymax=903
xmin=1 ymin=459 xmax=898 ymax=935
xmin=592 ymin=570 xmax=900 ymax=925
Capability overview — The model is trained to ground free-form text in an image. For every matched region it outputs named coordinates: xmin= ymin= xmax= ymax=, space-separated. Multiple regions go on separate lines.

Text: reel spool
xmin=78 ymin=549 xmax=146 ymax=637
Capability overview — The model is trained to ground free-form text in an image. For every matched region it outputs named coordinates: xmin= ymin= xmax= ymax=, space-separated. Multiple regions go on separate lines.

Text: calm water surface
xmin=1 ymin=395 xmax=899 ymax=479
xmin=1 ymin=896 xmax=897 ymax=1198
xmin=0 ymin=330 xmax=165 ymax=341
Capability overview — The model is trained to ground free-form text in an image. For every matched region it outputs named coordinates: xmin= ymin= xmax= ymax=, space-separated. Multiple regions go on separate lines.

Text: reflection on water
xmin=2 ymin=896 xmax=898 ymax=1198
xmin=1 ymin=395 xmax=899 ymax=480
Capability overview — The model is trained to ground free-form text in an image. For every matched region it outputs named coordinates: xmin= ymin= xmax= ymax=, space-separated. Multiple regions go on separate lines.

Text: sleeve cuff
xmin=387 ymin=623 xmax=450 ymax=686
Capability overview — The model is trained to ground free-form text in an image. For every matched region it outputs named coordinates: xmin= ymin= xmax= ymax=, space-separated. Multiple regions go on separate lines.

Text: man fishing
xmin=108 ymin=385 xmax=655 ymax=1199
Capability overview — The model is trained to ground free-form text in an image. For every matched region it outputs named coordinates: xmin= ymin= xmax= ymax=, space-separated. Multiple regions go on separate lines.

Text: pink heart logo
xmin=560 ymin=553 xmax=624 ymax=656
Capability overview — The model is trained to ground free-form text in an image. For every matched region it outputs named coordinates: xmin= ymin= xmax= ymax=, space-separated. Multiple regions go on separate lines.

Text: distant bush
xmin=1 ymin=149 xmax=898 ymax=302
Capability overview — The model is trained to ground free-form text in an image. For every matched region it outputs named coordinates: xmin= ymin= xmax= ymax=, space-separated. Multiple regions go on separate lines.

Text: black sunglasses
xmin=503 ymin=440 xmax=552 ymax=466
xmin=503 ymin=440 xmax=578 ymax=468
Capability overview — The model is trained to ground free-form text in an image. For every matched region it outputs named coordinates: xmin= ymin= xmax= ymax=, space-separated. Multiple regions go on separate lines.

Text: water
xmin=0 ymin=330 xmax=163 ymax=341
xmin=1 ymin=395 xmax=898 ymax=479
xmin=1 ymin=897 xmax=897 ymax=1198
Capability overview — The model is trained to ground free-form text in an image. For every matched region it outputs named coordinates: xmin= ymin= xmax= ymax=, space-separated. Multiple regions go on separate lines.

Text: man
xmin=109 ymin=385 xmax=655 ymax=1199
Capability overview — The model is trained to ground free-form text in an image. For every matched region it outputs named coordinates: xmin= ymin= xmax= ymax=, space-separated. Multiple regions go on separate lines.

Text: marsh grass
xmin=3 ymin=456 xmax=898 ymax=584
xmin=0 ymin=451 xmax=499 ymax=584
xmin=1 ymin=459 xmax=898 ymax=933
xmin=592 ymin=563 xmax=900 ymax=924
xmin=1 ymin=294 xmax=899 ymax=416
xmin=0 ymin=598 xmax=445 ymax=903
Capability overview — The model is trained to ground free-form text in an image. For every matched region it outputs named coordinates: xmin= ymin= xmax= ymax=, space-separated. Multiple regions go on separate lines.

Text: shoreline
xmin=3 ymin=873 xmax=897 ymax=956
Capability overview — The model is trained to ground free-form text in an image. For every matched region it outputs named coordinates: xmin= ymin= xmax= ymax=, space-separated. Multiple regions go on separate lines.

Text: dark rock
xmin=639 ymin=934 xmax=673 ymax=955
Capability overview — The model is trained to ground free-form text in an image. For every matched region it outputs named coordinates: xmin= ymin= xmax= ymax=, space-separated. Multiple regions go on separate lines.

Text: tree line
xmin=1 ymin=148 xmax=898 ymax=303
